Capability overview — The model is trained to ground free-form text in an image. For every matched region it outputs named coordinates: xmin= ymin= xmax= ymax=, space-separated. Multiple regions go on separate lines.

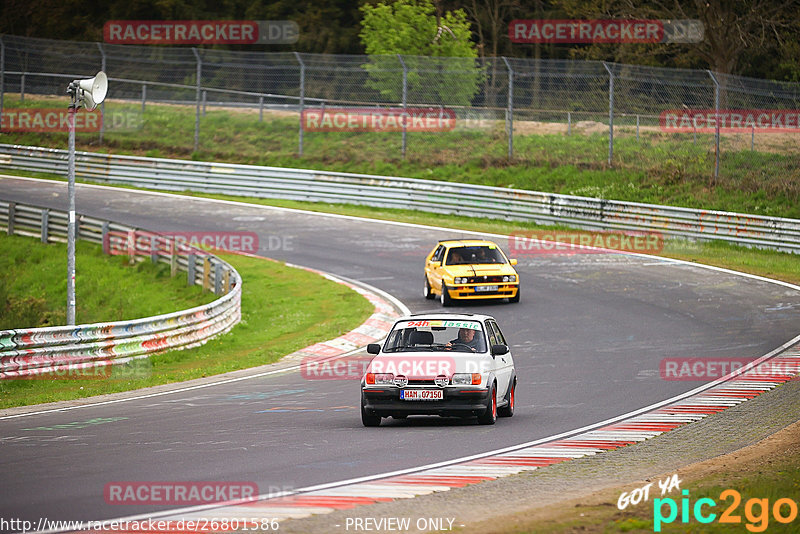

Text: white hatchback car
xmin=361 ymin=313 xmax=517 ymax=426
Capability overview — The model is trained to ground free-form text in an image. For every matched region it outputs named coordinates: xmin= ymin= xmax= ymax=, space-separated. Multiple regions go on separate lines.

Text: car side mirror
xmin=491 ymin=344 xmax=509 ymax=356
xmin=367 ymin=343 xmax=381 ymax=355
xmin=429 ymin=261 xmax=441 ymax=268
xmin=509 ymin=258 xmax=518 ymax=266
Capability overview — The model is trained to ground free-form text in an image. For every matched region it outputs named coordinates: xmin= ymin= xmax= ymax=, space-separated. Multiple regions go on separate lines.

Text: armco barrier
xmin=1 ymin=144 xmax=798 ymax=253
xmin=0 ymin=200 xmax=241 ymax=379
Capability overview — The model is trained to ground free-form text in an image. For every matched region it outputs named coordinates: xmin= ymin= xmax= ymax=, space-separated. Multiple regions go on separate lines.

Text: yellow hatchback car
xmin=424 ymin=239 xmax=520 ymax=306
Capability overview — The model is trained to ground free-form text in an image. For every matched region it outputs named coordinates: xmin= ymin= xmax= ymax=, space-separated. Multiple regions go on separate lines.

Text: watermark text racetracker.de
xmin=660 ymin=109 xmax=800 ymax=132
xmin=104 ymin=20 xmax=298 ymax=45
xmin=0 ymin=517 xmax=281 ymax=533
xmin=660 ymin=358 xmax=798 ymax=381
xmin=509 ymin=230 xmax=664 ymax=256
xmin=302 ymin=107 xmax=456 ymax=132
xmin=509 ymin=19 xmax=703 ymax=44
xmin=0 ymin=109 xmax=143 ymax=132
xmin=102 ymin=230 xmax=288 ymax=256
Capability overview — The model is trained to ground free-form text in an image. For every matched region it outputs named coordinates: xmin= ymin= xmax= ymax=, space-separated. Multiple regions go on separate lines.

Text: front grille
xmin=467 ymin=275 xmax=503 ymax=283
xmin=407 ymin=379 xmax=436 ymax=385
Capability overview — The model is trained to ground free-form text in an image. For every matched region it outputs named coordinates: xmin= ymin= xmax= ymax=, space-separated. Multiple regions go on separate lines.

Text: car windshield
xmin=383 ymin=319 xmax=487 ymax=353
xmin=446 ymin=246 xmax=506 ymax=265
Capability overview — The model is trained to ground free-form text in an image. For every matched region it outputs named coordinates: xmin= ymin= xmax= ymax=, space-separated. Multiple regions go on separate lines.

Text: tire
xmin=509 ymin=286 xmax=520 ymax=303
xmin=424 ymin=277 xmax=435 ymax=300
xmin=477 ymin=382 xmax=497 ymax=425
xmin=440 ymin=283 xmax=453 ymax=307
xmin=498 ymin=379 xmax=515 ymax=418
xmin=361 ymin=395 xmax=381 ymax=427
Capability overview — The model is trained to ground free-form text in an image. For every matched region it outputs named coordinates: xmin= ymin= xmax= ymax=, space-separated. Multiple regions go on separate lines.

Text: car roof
xmin=395 ymin=313 xmax=497 ymax=323
xmin=438 ymin=239 xmax=499 ymax=246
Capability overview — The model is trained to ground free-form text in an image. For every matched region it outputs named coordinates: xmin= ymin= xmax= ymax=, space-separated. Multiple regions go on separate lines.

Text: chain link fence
xmin=1 ymin=34 xmax=799 ymax=205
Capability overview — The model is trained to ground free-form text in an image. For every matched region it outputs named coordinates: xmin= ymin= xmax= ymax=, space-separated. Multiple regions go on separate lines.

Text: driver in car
xmin=446 ymin=328 xmax=481 ymax=352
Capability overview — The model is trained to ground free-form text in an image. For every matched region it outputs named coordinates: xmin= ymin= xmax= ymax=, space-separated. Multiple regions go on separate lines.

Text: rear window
xmin=383 ymin=319 xmax=487 ymax=353
xmin=445 ymin=245 xmax=506 ymax=265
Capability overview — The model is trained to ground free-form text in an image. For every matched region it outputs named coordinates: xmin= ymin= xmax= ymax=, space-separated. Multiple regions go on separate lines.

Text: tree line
xmin=2 ymin=0 xmax=799 ymax=80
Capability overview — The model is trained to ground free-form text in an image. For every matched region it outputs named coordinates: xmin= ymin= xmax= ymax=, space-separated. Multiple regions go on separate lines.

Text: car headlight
xmin=502 ymin=275 xmax=517 ymax=282
xmin=454 ymin=277 xmax=468 ymax=284
xmin=451 ymin=373 xmax=482 ymax=385
xmin=366 ymin=373 xmax=394 ymax=385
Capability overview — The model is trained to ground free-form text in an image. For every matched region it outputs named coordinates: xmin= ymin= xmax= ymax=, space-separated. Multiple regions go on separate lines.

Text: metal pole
xmin=707 ymin=70 xmax=720 ymax=183
xmin=141 ymin=84 xmax=146 ymax=113
xmin=0 ymin=36 xmax=4 ymax=133
xmin=202 ymin=90 xmax=207 ymax=117
xmin=398 ymin=54 xmax=408 ymax=159
xmin=751 ymin=125 xmax=754 ymax=150
xmin=20 ymin=73 xmax=25 ymax=102
xmin=636 ymin=115 xmax=639 ymax=141
xmin=67 ymin=102 xmax=77 ymax=325
xmin=192 ymin=48 xmax=202 ymax=152
xmin=294 ymin=51 xmax=305 ymax=156
xmin=502 ymin=56 xmax=513 ymax=160
xmin=603 ymin=62 xmax=614 ymax=165
xmin=567 ymin=111 xmax=571 ymax=135
xmin=259 ymin=96 xmax=264 ymax=122
xmin=97 ymin=43 xmax=106 ymax=143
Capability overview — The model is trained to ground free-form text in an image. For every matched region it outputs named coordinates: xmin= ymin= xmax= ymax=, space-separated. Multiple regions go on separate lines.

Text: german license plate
xmin=400 ymin=389 xmax=443 ymax=401
xmin=475 ymin=285 xmax=499 ymax=292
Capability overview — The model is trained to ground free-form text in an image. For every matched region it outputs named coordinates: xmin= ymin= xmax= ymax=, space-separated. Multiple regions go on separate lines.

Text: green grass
xmin=0 ymin=232 xmax=216 ymax=328
xmin=2 ymin=95 xmax=798 ymax=219
xmin=0 ymin=237 xmax=373 ymax=409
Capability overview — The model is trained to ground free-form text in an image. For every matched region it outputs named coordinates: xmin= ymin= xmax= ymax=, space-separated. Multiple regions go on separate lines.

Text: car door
xmin=486 ymin=320 xmax=513 ymax=399
xmin=426 ymin=245 xmax=446 ymax=292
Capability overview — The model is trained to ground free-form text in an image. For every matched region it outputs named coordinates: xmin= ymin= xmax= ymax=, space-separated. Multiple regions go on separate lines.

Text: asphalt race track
xmin=1 ymin=176 xmax=799 ymax=524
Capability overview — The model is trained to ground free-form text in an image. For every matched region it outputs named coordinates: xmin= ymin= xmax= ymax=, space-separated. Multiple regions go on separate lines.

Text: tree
xmin=359 ymin=0 xmax=483 ymax=106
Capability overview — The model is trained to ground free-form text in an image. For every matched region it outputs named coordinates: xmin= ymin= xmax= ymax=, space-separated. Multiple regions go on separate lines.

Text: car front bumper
xmin=362 ymin=387 xmax=490 ymax=417
xmin=445 ymin=284 xmax=519 ymax=300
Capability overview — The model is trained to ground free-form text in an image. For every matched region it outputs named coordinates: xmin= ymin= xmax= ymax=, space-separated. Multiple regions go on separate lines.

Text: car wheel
xmin=440 ymin=283 xmax=453 ymax=307
xmin=498 ymin=379 xmax=515 ymax=417
xmin=361 ymin=395 xmax=381 ymax=427
xmin=477 ymin=382 xmax=497 ymax=425
xmin=509 ymin=286 xmax=520 ymax=303
xmin=424 ymin=277 xmax=435 ymax=300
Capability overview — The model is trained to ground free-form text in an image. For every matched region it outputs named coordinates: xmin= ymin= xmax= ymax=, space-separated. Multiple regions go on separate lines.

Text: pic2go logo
xmin=654 ymin=489 xmax=799 ymax=532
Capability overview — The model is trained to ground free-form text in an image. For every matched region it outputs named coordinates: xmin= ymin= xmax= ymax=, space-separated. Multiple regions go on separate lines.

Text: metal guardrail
xmin=0 ymin=199 xmax=242 ymax=379
xmin=1 ymin=143 xmax=799 ymax=253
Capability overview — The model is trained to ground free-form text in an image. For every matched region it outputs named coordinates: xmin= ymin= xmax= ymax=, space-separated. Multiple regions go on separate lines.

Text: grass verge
xmin=0 ymin=238 xmax=373 ymax=409
xmin=0 ymin=232 xmax=216 ymax=329
xmin=1 ymin=96 xmax=798 ymax=218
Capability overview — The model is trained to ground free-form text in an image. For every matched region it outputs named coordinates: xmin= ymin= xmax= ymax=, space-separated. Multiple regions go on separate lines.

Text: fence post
xmin=101 ymin=221 xmax=110 ymax=254
xmin=0 ymin=36 xmax=4 ymax=134
xmin=202 ymin=257 xmax=211 ymax=292
xmin=223 ymin=268 xmax=231 ymax=294
xmin=41 ymin=208 xmax=49 ymax=243
xmin=7 ymin=202 xmax=15 ymax=235
xmin=170 ymin=238 xmax=178 ymax=277
xmin=751 ymin=125 xmax=754 ymax=150
xmin=141 ymin=83 xmax=146 ymax=113
xmin=97 ymin=43 xmax=106 ymax=143
xmin=187 ymin=253 xmax=196 ymax=285
xmin=636 ymin=115 xmax=640 ymax=141
xmin=202 ymin=90 xmax=207 ymax=117
xmin=259 ymin=95 xmax=264 ymax=122
xmin=294 ymin=51 xmax=305 ymax=156
xmin=150 ymin=235 xmax=158 ymax=264
xmin=20 ymin=72 xmax=25 ymax=102
xmin=567 ymin=111 xmax=571 ymax=135
xmin=501 ymin=56 xmax=513 ymax=160
xmin=603 ymin=62 xmax=614 ymax=165
xmin=707 ymin=70 xmax=720 ymax=184
xmin=214 ymin=261 xmax=222 ymax=295
xmin=192 ymin=48 xmax=202 ymax=152
xmin=398 ymin=54 xmax=408 ymax=159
